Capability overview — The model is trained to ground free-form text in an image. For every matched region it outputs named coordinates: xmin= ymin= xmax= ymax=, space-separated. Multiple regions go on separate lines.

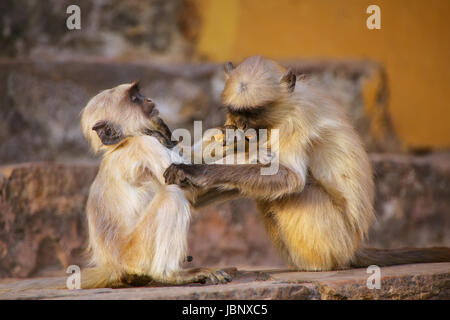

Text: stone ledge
xmin=0 ymin=263 xmax=448 ymax=300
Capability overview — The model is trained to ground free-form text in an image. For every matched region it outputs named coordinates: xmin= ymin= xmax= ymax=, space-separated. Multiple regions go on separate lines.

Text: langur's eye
xmin=105 ymin=128 xmax=112 ymax=136
xmin=131 ymin=94 xmax=138 ymax=103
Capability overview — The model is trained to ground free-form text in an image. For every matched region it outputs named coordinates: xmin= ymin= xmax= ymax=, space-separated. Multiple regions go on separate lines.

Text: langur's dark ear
xmin=92 ymin=120 xmax=124 ymax=145
xmin=224 ymin=62 xmax=235 ymax=78
xmin=128 ymin=80 xmax=141 ymax=102
xmin=280 ymin=69 xmax=296 ymax=93
xmin=130 ymin=80 xmax=140 ymax=90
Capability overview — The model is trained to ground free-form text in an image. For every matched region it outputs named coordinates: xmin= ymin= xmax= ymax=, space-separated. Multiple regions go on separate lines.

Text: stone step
xmin=1 ymin=153 xmax=449 ymax=278
xmin=0 ymin=58 xmax=397 ymax=165
xmin=0 ymin=263 xmax=448 ymax=299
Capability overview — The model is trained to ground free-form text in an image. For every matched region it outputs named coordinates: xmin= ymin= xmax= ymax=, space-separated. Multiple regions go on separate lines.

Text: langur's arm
xmin=189 ymin=187 xmax=242 ymax=209
xmin=164 ymin=163 xmax=305 ymax=201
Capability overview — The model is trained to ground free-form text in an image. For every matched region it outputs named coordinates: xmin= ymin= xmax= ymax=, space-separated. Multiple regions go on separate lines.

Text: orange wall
xmin=196 ymin=0 xmax=450 ymax=149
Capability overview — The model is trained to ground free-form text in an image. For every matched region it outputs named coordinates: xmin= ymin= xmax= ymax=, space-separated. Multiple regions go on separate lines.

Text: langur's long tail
xmin=8 ymin=267 xmax=124 ymax=291
xmin=42 ymin=267 xmax=151 ymax=290
xmin=80 ymin=267 xmax=125 ymax=289
xmin=350 ymin=247 xmax=450 ymax=268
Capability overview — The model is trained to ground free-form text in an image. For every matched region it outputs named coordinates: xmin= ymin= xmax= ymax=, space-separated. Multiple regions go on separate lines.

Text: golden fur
xmin=165 ymin=56 xmax=450 ymax=270
xmin=226 ymin=57 xmax=374 ymax=269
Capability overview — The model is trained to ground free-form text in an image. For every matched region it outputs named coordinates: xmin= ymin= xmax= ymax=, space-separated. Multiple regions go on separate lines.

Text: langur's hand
xmin=164 ymin=163 xmax=207 ymax=188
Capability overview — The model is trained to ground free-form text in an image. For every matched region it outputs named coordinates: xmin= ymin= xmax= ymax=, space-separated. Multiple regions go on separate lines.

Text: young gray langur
xmin=80 ymin=81 xmax=231 ymax=288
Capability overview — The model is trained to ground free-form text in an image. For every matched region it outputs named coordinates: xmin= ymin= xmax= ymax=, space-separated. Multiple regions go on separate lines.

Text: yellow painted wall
xmin=196 ymin=0 xmax=450 ymax=149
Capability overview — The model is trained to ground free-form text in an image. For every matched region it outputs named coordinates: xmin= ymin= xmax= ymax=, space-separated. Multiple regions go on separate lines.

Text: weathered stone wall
xmin=0 ymin=0 xmax=195 ymax=61
xmin=0 ymin=163 xmax=97 ymax=278
xmin=370 ymin=154 xmax=450 ymax=248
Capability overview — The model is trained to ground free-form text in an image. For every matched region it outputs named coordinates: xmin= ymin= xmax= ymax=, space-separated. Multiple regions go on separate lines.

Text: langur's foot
xmin=173 ymin=267 xmax=232 ymax=285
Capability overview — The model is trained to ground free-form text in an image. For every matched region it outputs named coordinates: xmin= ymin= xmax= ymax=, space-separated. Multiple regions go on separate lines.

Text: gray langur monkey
xmin=79 ymin=81 xmax=231 ymax=288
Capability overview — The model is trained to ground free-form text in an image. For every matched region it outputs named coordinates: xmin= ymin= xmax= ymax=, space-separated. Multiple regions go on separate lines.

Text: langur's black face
xmin=127 ymin=80 xmax=158 ymax=119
